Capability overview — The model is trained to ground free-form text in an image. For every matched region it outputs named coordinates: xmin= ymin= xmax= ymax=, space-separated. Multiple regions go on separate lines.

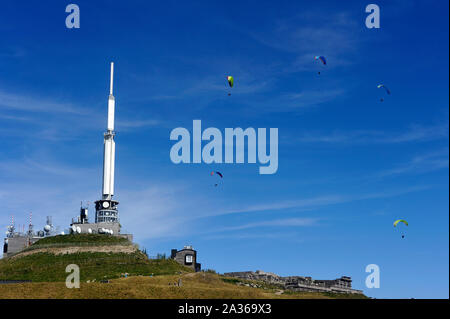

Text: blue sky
xmin=0 ymin=0 xmax=448 ymax=298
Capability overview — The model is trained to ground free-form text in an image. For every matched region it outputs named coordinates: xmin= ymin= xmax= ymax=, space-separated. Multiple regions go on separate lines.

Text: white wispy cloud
xmin=0 ymin=158 xmax=93 ymax=178
xmin=121 ymin=185 xmax=430 ymax=241
xmin=117 ymin=119 xmax=161 ymax=129
xmin=0 ymin=90 xmax=88 ymax=114
xmin=214 ymin=217 xmax=319 ymax=233
xmin=201 ymin=232 xmax=302 ymax=241
xmin=219 ymin=195 xmax=343 ymax=216
xmin=201 ymin=185 xmax=430 ymax=218
xmin=117 ymin=184 xmax=218 ymax=241
xmin=296 ymin=123 xmax=449 ymax=144
xmin=0 ymin=112 xmax=32 ymax=122
xmin=246 ymin=11 xmax=361 ymax=72
xmin=282 ymin=88 xmax=346 ymax=109
xmin=375 ymin=149 xmax=449 ymax=178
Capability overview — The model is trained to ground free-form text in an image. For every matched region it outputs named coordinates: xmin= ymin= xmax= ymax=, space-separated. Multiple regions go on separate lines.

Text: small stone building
xmin=171 ymin=245 xmax=201 ymax=272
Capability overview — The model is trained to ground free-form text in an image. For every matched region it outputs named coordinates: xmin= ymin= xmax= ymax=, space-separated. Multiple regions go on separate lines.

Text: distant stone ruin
xmin=223 ymin=270 xmax=363 ymax=294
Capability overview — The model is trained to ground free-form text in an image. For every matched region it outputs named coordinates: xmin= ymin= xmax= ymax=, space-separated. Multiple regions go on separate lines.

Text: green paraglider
xmin=227 ymin=75 xmax=234 ymax=96
xmin=393 ymin=219 xmax=408 ymax=227
xmin=227 ymin=76 xmax=234 ymax=88
xmin=393 ymin=219 xmax=408 ymax=238
xmin=227 ymin=76 xmax=234 ymax=96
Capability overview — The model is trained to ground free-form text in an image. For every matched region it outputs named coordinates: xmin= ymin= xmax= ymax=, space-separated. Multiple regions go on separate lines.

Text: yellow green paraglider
xmin=393 ymin=219 xmax=408 ymax=227
xmin=227 ymin=76 xmax=234 ymax=88
xmin=393 ymin=219 xmax=408 ymax=238
xmin=227 ymin=76 xmax=234 ymax=96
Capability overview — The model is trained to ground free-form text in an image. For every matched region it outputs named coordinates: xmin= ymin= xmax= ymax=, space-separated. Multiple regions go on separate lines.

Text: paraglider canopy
xmin=377 ymin=84 xmax=391 ymax=95
xmin=377 ymin=84 xmax=391 ymax=102
xmin=211 ymin=171 xmax=223 ymax=187
xmin=393 ymin=219 xmax=408 ymax=227
xmin=394 ymin=219 xmax=408 ymax=239
xmin=314 ymin=56 xmax=327 ymax=65
xmin=211 ymin=171 xmax=223 ymax=178
xmin=226 ymin=76 xmax=234 ymax=96
xmin=227 ymin=76 xmax=234 ymax=88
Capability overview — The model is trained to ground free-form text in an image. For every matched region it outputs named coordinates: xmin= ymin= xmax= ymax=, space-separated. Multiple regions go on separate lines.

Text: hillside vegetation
xmin=0 ymin=251 xmax=192 ymax=282
xmin=6 ymin=234 xmax=134 ymax=258
xmin=0 ymin=272 xmax=368 ymax=299
xmin=32 ymin=234 xmax=130 ymax=246
xmin=0 ymin=234 xmax=192 ymax=282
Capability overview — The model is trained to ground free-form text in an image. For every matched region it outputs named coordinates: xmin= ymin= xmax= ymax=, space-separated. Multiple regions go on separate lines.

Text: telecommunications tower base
xmin=69 ymin=62 xmax=131 ymax=241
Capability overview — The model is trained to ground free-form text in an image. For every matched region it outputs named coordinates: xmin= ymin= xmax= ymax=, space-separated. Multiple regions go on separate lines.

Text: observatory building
xmin=69 ymin=63 xmax=131 ymax=241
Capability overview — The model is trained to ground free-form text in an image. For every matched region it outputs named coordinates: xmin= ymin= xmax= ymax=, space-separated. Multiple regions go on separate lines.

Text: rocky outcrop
xmin=223 ymin=270 xmax=363 ymax=294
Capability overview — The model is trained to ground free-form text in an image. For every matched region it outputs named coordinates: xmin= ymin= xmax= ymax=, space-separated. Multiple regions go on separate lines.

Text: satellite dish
xmin=71 ymin=225 xmax=76 ymax=233
xmin=110 ymin=229 xmax=114 ymax=235
xmin=76 ymin=226 xmax=81 ymax=234
xmin=88 ymin=228 xmax=92 ymax=234
xmin=102 ymin=201 xmax=110 ymax=208
xmin=44 ymin=225 xmax=51 ymax=232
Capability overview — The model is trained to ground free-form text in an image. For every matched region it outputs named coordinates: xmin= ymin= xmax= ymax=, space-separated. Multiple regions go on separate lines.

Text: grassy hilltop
xmin=0 ymin=234 xmax=191 ymax=282
xmin=31 ymin=233 xmax=130 ymax=245
xmin=0 ymin=251 xmax=190 ymax=282
xmin=0 ymin=234 xmax=367 ymax=299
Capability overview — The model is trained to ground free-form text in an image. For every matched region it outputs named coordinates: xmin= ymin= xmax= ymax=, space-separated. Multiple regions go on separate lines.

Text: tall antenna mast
xmin=110 ymin=62 xmax=114 ymax=95
xmin=95 ymin=62 xmax=119 ymax=226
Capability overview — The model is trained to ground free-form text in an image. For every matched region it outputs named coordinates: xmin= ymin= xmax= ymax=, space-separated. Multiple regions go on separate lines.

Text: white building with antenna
xmin=95 ymin=62 xmax=119 ymax=224
xmin=69 ymin=62 xmax=131 ymax=241
xmin=3 ymin=63 xmax=132 ymax=258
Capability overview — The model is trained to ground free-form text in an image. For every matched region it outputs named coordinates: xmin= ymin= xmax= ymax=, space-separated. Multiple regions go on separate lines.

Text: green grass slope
xmin=0 ymin=273 xmax=368 ymax=299
xmin=0 ymin=251 xmax=192 ymax=282
xmin=32 ymin=234 xmax=130 ymax=245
